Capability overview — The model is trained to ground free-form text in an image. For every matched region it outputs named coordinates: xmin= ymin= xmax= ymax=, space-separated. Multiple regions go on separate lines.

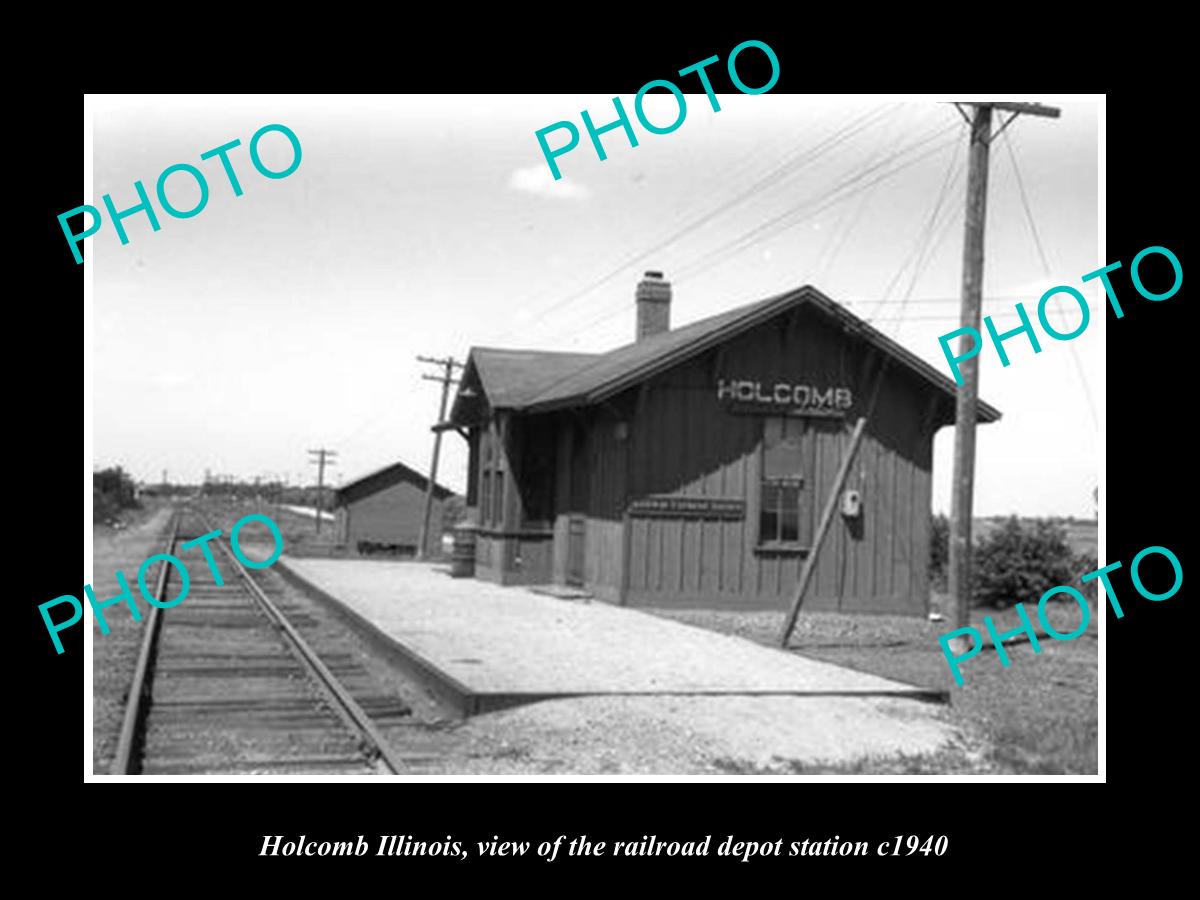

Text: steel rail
xmin=110 ymin=510 xmax=181 ymax=775
xmin=204 ymin=513 xmax=405 ymax=774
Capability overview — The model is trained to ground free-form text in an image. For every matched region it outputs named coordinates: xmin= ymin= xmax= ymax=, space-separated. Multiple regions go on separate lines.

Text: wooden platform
xmin=277 ymin=557 xmax=946 ymax=717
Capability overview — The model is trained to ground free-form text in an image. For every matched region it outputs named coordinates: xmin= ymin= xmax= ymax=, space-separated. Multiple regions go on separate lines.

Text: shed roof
xmin=335 ymin=459 xmax=455 ymax=507
xmin=451 ymin=284 xmax=1001 ymax=423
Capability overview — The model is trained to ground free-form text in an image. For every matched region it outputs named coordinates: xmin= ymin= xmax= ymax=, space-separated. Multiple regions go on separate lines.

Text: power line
xmin=860 ymin=129 xmax=965 ymax=334
xmin=812 ymin=109 xmax=909 ymax=284
xmin=852 ymin=293 xmax=1027 ymax=306
xmin=673 ymin=121 xmax=962 ymax=285
xmin=885 ymin=138 xmax=966 ymax=329
xmin=1000 ymin=129 xmax=1099 ymax=430
xmin=552 ymin=118 xmax=962 ymax=348
xmin=493 ymin=103 xmax=901 ymax=344
xmin=865 ymin=311 xmax=1030 ymax=323
xmin=503 ymin=103 xmax=874 ymax=330
xmin=871 ymin=189 xmax=966 ymax=332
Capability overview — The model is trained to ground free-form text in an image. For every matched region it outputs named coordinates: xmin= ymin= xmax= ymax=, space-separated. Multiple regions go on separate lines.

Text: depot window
xmin=758 ymin=417 xmax=809 ymax=550
xmin=479 ymin=425 xmax=505 ymax=528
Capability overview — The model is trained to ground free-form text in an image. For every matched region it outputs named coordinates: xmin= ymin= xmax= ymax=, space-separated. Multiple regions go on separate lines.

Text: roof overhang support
xmin=432 ymin=421 xmax=469 ymax=440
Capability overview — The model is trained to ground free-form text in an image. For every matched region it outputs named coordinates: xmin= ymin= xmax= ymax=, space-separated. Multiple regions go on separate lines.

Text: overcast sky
xmin=90 ymin=94 xmax=1100 ymax=517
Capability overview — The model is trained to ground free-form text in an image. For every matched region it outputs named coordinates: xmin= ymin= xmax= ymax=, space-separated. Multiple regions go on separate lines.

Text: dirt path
xmin=92 ymin=503 xmax=173 ymax=773
xmin=278 ymin=557 xmax=965 ymax=774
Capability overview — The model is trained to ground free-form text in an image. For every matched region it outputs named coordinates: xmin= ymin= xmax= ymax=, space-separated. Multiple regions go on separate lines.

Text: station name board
xmin=628 ymin=496 xmax=746 ymax=520
xmin=717 ymin=379 xmax=852 ymax=412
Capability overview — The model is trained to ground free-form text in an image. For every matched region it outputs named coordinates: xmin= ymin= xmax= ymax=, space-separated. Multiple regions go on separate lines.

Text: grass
xmin=650 ymin=597 xmax=1097 ymax=775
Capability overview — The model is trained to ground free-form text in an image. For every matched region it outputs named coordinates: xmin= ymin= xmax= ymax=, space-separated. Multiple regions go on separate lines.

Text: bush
xmin=972 ymin=516 xmax=1078 ymax=608
xmin=1071 ymin=552 xmax=1100 ymax=607
xmin=93 ymin=487 xmax=121 ymax=523
xmin=442 ymin=495 xmax=466 ymax=532
xmin=930 ymin=513 xmax=950 ymax=591
xmin=93 ymin=466 xmax=140 ymax=522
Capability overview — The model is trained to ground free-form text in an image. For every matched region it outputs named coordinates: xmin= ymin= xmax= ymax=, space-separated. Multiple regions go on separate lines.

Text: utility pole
xmin=307 ymin=448 xmax=337 ymax=535
xmin=947 ymin=101 xmax=1059 ymax=648
xmin=416 ymin=355 xmax=463 ymax=559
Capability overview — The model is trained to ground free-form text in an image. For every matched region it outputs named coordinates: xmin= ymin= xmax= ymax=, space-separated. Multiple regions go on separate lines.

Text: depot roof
xmin=449 ymin=284 xmax=1001 ymax=424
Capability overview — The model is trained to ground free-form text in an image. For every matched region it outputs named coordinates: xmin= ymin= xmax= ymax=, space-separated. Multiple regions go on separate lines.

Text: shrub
xmin=442 ymin=495 xmax=466 ymax=532
xmin=93 ymin=487 xmax=121 ymax=523
xmin=930 ymin=513 xmax=950 ymax=591
xmin=93 ymin=466 xmax=140 ymax=523
xmin=972 ymin=516 xmax=1078 ymax=608
xmin=1071 ymin=552 xmax=1100 ymax=607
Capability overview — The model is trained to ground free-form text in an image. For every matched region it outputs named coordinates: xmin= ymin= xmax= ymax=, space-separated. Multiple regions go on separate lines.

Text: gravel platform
xmin=279 ymin=557 xmax=940 ymax=702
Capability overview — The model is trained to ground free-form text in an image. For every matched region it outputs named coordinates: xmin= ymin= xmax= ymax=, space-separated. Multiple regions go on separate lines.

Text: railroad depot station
xmin=442 ymin=272 xmax=1000 ymax=615
xmin=97 ymin=275 xmax=1017 ymax=778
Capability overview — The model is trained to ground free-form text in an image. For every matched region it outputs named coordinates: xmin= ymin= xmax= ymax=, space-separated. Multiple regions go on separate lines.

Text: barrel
xmin=450 ymin=525 xmax=478 ymax=578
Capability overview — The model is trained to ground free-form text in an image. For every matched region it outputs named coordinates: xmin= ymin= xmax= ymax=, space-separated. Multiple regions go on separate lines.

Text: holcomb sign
xmin=717 ymin=379 xmax=853 ymax=411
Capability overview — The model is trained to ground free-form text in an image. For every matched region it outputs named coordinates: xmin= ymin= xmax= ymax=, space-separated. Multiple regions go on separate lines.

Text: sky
xmin=90 ymin=93 xmax=1101 ymax=517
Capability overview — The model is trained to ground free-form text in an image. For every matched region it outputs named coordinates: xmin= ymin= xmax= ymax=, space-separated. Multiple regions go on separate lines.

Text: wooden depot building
xmin=333 ymin=460 xmax=454 ymax=556
xmin=445 ymin=273 xmax=1000 ymax=614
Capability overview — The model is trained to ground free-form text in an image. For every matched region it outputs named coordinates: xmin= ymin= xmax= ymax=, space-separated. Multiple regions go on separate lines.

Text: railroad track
xmin=111 ymin=506 xmax=414 ymax=775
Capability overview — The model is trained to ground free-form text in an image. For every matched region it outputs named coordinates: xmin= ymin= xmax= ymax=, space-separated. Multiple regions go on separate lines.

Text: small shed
xmin=333 ymin=460 xmax=455 ymax=556
xmin=445 ymin=274 xmax=1001 ymax=614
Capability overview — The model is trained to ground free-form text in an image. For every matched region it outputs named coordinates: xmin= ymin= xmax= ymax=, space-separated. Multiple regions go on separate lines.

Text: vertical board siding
xmin=911 ymin=463 xmax=932 ymax=612
xmin=343 ymin=480 xmax=443 ymax=548
xmin=582 ymin=410 xmax=626 ymax=589
xmin=861 ymin=435 xmax=878 ymax=605
xmin=589 ymin=304 xmax=940 ymax=614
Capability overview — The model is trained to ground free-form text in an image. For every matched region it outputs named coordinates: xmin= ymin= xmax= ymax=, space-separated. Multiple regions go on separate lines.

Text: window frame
xmin=478 ymin=421 xmax=506 ymax=529
xmin=756 ymin=416 xmax=811 ymax=554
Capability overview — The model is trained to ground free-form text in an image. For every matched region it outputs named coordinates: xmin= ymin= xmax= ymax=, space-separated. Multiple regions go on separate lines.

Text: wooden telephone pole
xmin=416 ymin=355 xmax=463 ymax=559
xmin=947 ymin=101 xmax=1059 ymax=644
xmin=307 ymin=448 xmax=337 ymax=535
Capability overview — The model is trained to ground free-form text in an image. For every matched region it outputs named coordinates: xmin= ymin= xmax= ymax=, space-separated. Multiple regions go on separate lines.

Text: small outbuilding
xmin=446 ymin=273 xmax=1000 ymax=614
xmin=333 ymin=460 xmax=455 ymax=557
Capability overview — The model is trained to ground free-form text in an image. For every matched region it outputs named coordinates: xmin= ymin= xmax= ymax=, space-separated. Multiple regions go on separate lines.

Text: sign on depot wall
xmin=716 ymin=378 xmax=852 ymax=415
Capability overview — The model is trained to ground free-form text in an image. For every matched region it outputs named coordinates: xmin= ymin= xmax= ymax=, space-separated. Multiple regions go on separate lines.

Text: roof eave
xmin=488 ymin=285 xmax=1005 ymax=423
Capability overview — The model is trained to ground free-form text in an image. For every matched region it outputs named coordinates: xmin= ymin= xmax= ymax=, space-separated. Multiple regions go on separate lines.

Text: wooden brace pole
xmin=778 ymin=416 xmax=868 ymax=648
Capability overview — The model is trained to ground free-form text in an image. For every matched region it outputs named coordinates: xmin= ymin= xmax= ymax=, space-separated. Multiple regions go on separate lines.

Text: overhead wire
xmin=672 ymin=119 xmax=962 ymax=285
xmin=491 ymin=106 xmax=827 ymax=330
xmin=811 ymin=108 xmax=909 ymax=283
xmin=553 ymin=112 xmax=961 ymax=347
xmin=493 ymin=102 xmax=902 ymax=345
xmin=834 ymin=129 xmax=971 ymax=579
xmin=1000 ymin=128 xmax=1099 ymax=429
xmin=864 ymin=124 xmax=966 ymax=328
xmin=870 ymin=176 xmax=965 ymax=332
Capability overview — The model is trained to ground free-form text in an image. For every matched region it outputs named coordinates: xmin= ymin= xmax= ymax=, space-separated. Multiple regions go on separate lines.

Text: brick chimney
xmin=636 ymin=270 xmax=671 ymax=341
